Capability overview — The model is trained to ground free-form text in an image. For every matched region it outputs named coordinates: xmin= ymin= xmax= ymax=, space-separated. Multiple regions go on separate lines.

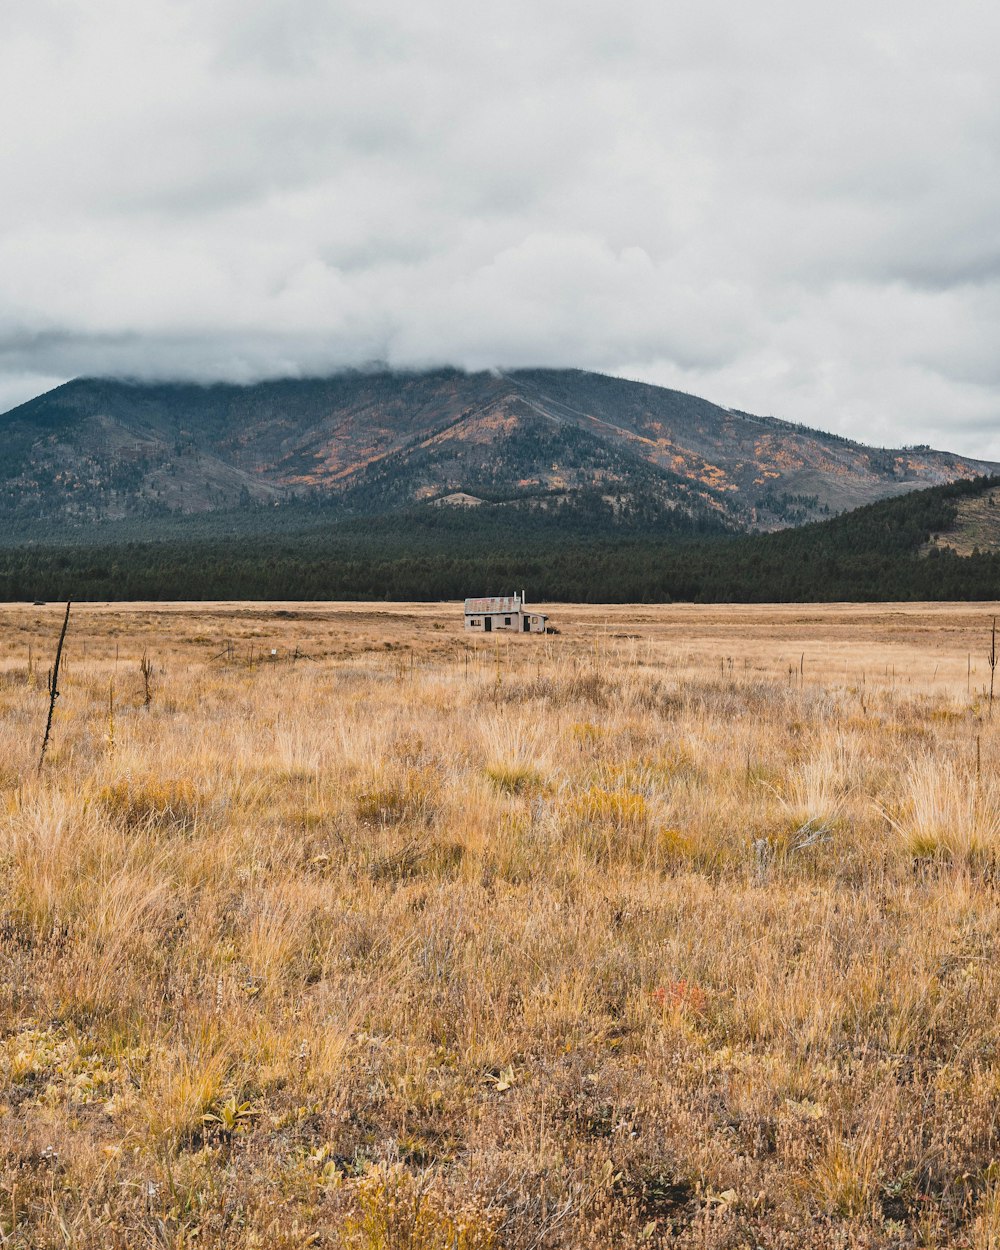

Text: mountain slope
xmin=1 ymin=367 xmax=996 ymax=533
xmin=923 ymin=480 xmax=1000 ymax=556
xmin=2 ymin=474 xmax=998 ymax=604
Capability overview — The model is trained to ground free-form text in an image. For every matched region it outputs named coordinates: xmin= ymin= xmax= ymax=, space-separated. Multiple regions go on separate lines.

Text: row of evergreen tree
xmin=1 ymin=474 xmax=997 ymax=603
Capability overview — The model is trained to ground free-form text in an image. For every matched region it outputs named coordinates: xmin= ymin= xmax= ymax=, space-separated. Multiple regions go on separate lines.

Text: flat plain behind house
xmin=464 ymin=593 xmax=548 ymax=634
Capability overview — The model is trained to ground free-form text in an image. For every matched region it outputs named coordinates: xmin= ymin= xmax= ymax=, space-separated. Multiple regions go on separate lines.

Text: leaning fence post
xmin=38 ymin=601 xmax=72 ymax=774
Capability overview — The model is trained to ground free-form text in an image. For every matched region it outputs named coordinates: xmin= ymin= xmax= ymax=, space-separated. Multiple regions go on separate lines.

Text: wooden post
xmin=38 ymin=602 xmax=71 ymax=773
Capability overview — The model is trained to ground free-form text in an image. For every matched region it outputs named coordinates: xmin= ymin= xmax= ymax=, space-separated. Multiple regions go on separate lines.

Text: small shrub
xmin=566 ymin=786 xmax=650 ymax=830
xmin=657 ymin=825 xmax=693 ymax=862
xmin=810 ymin=1134 xmax=880 ymax=1219
xmin=137 ymin=1044 xmax=232 ymax=1147
xmin=341 ymin=1165 xmax=496 ymax=1250
xmin=563 ymin=785 xmax=661 ymax=867
xmin=651 ymin=979 xmax=707 ymax=1017
xmin=484 ymin=762 xmax=544 ymax=795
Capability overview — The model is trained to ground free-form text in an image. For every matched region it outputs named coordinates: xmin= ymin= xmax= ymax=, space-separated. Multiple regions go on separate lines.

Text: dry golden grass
xmin=2 ymin=599 xmax=1000 ymax=1247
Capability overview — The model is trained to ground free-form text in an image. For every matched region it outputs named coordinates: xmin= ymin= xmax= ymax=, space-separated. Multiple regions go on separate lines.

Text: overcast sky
xmin=3 ymin=0 xmax=1000 ymax=455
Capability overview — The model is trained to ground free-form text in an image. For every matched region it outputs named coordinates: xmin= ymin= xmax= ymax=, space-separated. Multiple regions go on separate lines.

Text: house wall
xmin=464 ymin=611 xmax=547 ymax=633
xmin=464 ymin=612 xmax=519 ymax=633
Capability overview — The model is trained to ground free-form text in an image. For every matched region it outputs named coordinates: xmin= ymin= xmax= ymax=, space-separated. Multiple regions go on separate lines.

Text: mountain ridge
xmin=2 ymin=366 xmax=997 ymax=534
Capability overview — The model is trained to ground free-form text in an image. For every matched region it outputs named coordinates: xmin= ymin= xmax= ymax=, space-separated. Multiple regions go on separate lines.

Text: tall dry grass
xmin=0 ymin=601 xmax=999 ymax=1247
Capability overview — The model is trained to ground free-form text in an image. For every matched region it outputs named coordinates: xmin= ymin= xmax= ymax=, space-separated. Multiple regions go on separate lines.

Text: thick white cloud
xmin=2 ymin=0 xmax=1000 ymax=455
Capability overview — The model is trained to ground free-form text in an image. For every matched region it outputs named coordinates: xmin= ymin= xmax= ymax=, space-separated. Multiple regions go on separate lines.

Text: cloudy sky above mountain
xmin=3 ymin=0 xmax=1000 ymax=454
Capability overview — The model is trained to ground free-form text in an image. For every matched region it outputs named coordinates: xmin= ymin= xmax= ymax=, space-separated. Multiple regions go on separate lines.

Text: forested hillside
xmin=2 ymin=474 xmax=998 ymax=603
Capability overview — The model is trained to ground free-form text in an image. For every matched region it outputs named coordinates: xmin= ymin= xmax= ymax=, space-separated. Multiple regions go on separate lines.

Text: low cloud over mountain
xmin=2 ymin=1 xmax=1000 ymax=455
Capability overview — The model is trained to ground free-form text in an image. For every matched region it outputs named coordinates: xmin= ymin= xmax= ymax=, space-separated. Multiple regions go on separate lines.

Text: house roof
xmin=464 ymin=596 xmax=519 ymax=614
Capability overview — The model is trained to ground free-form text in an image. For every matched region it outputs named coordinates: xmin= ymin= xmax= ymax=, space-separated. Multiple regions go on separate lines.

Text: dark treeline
xmin=1 ymin=475 xmax=998 ymax=603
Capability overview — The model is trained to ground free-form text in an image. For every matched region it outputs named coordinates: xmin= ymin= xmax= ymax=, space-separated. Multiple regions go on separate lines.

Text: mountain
xmin=2 ymin=367 xmax=997 ymax=535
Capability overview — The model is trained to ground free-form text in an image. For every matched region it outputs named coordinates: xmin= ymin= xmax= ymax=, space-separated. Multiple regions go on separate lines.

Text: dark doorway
xmin=484 ymin=617 xmax=492 ymax=632
xmin=523 ymin=616 xmax=530 ymax=632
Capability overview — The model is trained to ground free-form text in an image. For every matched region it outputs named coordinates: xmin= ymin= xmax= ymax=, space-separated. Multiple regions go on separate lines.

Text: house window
xmin=470 ymin=618 xmax=481 ymax=627
xmin=504 ymin=616 xmax=511 ymax=625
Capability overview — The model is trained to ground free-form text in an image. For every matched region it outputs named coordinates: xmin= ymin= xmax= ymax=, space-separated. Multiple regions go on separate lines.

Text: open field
xmin=4 ymin=600 xmax=1000 ymax=1248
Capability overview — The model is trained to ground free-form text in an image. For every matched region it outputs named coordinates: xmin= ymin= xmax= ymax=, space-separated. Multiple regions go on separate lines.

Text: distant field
xmin=4 ymin=601 xmax=1000 ymax=1248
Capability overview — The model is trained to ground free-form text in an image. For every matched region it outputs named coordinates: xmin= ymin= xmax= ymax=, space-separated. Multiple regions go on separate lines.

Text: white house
xmin=464 ymin=592 xmax=548 ymax=634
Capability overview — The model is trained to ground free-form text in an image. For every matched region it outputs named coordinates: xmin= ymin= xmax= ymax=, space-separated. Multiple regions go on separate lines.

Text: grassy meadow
xmin=3 ymin=600 xmax=1000 ymax=1248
